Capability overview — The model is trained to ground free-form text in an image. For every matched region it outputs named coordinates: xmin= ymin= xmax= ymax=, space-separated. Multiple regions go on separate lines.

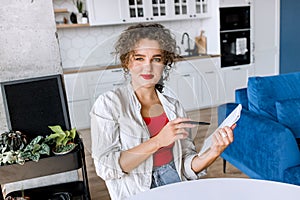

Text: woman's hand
xmin=153 ymin=118 xmax=195 ymax=148
xmin=210 ymin=124 xmax=236 ymax=156
xmin=191 ymin=124 xmax=236 ymax=173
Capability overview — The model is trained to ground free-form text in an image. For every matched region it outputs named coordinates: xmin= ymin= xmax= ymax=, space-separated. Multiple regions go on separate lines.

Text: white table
xmin=128 ymin=178 xmax=300 ymax=200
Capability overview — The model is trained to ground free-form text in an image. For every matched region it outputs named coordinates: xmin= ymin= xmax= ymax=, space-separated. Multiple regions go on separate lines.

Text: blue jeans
xmin=151 ymin=161 xmax=181 ymax=189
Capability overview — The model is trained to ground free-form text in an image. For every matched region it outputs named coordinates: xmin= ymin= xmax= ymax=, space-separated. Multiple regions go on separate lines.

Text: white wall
xmin=0 ymin=0 xmax=62 ymax=134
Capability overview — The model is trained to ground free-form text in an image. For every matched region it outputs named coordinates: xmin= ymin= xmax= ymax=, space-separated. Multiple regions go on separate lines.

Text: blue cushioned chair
xmin=218 ymin=72 xmax=300 ymax=185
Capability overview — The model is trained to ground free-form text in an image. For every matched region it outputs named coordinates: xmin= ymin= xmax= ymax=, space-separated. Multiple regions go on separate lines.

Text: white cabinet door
xmin=221 ymin=66 xmax=254 ymax=103
xmin=87 ymin=68 xmax=125 ymax=107
xmin=86 ymin=0 xmax=123 ymax=25
xmin=165 ymin=60 xmax=202 ymax=111
xmin=201 ymin=70 xmax=220 ymax=107
xmin=172 ymin=0 xmax=210 ymax=20
xmin=120 ymin=0 xmax=170 ymax=23
xmin=64 ymin=73 xmax=90 ymax=129
xmin=68 ymin=100 xmax=90 ymax=130
xmin=252 ymin=0 xmax=279 ymax=76
xmin=191 ymin=57 xmax=222 ymax=107
xmin=188 ymin=0 xmax=210 ymax=18
xmin=165 ymin=72 xmax=202 ymax=111
xmin=89 ymin=81 xmax=124 ymax=107
xmin=64 ymin=73 xmax=89 ymax=101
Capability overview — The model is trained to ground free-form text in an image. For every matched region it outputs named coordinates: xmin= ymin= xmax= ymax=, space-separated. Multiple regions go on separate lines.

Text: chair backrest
xmin=235 ymin=88 xmax=248 ymax=110
xmin=247 ymin=72 xmax=300 ymax=121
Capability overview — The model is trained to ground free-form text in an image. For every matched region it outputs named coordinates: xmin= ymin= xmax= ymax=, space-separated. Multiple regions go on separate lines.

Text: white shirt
xmin=90 ymin=83 xmax=206 ymax=200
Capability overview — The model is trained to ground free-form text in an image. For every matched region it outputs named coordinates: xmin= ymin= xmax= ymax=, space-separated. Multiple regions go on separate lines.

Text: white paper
xmin=236 ymin=38 xmax=248 ymax=55
xmin=198 ymin=104 xmax=242 ymax=155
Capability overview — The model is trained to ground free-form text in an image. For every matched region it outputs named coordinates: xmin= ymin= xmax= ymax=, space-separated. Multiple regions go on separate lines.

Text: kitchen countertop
xmin=63 ymin=54 xmax=220 ymax=74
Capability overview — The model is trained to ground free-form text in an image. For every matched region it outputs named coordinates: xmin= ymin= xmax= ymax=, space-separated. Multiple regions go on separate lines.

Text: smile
xmin=141 ymin=74 xmax=154 ymax=80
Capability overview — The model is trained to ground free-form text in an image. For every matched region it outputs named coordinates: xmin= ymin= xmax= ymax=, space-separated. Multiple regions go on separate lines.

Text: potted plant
xmin=0 ymin=131 xmax=50 ymax=165
xmin=73 ymin=0 xmax=83 ymax=23
xmin=20 ymin=135 xmax=51 ymax=162
xmin=45 ymin=125 xmax=78 ymax=155
xmin=0 ymin=131 xmax=28 ymax=165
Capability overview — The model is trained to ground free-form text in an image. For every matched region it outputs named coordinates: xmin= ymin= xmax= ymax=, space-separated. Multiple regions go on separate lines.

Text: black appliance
xmin=220 ymin=6 xmax=251 ymax=67
xmin=220 ymin=6 xmax=250 ymax=31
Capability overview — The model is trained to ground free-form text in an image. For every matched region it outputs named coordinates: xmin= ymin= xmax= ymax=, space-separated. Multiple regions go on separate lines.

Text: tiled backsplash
xmin=57 ymin=20 xmax=206 ymax=69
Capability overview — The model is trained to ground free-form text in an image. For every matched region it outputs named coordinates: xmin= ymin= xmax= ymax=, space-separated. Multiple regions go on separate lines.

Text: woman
xmin=90 ymin=23 xmax=235 ymax=200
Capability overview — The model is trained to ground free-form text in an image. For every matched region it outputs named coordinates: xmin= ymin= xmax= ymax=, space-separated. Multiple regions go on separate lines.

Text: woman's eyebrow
xmin=153 ymin=54 xmax=162 ymax=57
xmin=133 ymin=54 xmax=145 ymax=57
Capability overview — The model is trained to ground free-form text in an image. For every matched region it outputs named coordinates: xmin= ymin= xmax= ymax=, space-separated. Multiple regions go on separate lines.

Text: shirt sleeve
xmin=90 ymin=94 xmax=125 ymax=180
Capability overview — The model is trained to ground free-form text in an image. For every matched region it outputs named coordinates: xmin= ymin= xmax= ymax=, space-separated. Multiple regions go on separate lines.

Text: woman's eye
xmin=153 ymin=57 xmax=162 ymax=62
xmin=135 ymin=57 xmax=143 ymax=61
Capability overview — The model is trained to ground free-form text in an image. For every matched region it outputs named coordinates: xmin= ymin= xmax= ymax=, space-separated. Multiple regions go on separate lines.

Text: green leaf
xmin=64 ymin=130 xmax=70 ymax=138
xmin=31 ymin=136 xmax=43 ymax=145
xmin=30 ymin=153 xmax=40 ymax=162
xmin=69 ymin=128 xmax=77 ymax=139
xmin=56 ymin=135 xmax=66 ymax=146
xmin=19 ymin=151 xmax=32 ymax=159
xmin=38 ymin=143 xmax=50 ymax=155
xmin=62 ymin=137 xmax=69 ymax=146
xmin=48 ymin=125 xmax=64 ymax=134
xmin=32 ymin=144 xmax=41 ymax=154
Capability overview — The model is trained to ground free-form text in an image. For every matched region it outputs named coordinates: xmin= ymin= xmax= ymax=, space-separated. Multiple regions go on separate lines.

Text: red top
xmin=143 ymin=112 xmax=174 ymax=167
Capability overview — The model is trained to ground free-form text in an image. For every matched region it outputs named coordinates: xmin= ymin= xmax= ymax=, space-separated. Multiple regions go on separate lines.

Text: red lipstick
xmin=141 ymin=74 xmax=154 ymax=80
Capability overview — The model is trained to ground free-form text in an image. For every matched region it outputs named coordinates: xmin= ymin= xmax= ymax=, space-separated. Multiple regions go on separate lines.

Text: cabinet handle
xmin=205 ymin=71 xmax=214 ymax=74
xmin=113 ymin=83 xmax=123 ymax=86
xmin=182 ymin=74 xmax=191 ymax=77
xmin=111 ymin=69 xmax=122 ymax=73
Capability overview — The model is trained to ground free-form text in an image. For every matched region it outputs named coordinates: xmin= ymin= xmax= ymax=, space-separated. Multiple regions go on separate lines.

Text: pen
xmin=182 ymin=121 xmax=210 ymax=125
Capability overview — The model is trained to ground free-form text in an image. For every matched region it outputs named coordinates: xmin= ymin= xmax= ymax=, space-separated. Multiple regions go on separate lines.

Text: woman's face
xmin=128 ymin=38 xmax=164 ymax=90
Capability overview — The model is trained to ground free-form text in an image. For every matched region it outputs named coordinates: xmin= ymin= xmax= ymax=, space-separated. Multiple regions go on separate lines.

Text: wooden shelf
xmin=56 ymin=23 xmax=90 ymax=29
xmin=54 ymin=8 xmax=68 ymax=13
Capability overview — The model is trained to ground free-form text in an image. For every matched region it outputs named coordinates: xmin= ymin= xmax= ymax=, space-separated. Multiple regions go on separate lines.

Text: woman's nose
xmin=143 ymin=58 xmax=153 ymax=70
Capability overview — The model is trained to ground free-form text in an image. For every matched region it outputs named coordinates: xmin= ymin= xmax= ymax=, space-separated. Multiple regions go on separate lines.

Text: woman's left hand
xmin=210 ymin=124 xmax=236 ymax=156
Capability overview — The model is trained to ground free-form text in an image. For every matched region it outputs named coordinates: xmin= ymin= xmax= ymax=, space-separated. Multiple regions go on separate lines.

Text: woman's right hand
xmin=154 ymin=118 xmax=196 ymax=148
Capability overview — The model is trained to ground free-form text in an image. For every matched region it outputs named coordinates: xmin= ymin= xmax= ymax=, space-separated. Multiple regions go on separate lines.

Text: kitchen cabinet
xmin=221 ymin=65 xmax=254 ymax=103
xmin=86 ymin=0 xmax=123 ymax=26
xmin=119 ymin=0 xmax=169 ymax=23
xmin=164 ymin=57 xmax=220 ymax=111
xmin=192 ymin=58 xmax=223 ymax=107
xmin=165 ymin=69 xmax=202 ymax=111
xmin=172 ymin=0 xmax=210 ymax=20
xmin=165 ymin=57 xmax=220 ymax=111
xmin=86 ymin=68 xmax=126 ymax=107
xmin=86 ymin=0 xmax=210 ymax=26
xmin=64 ymin=73 xmax=90 ymax=129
